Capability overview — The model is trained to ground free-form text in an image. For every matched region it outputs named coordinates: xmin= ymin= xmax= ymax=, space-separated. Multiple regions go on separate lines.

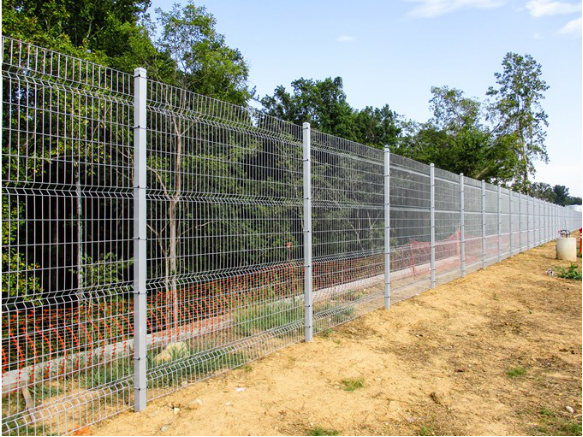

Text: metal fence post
xmin=497 ymin=183 xmax=501 ymax=262
xmin=430 ymin=164 xmax=436 ymax=288
xmin=481 ymin=180 xmax=486 ymax=268
xmin=303 ymin=122 xmax=313 ymax=342
xmin=460 ymin=174 xmax=466 ymax=277
xmin=509 ymin=190 xmax=513 ymax=256
xmin=527 ymin=196 xmax=531 ymax=249
xmin=384 ymin=147 xmax=391 ymax=309
xmin=536 ymin=199 xmax=543 ymax=246
xmin=133 ymin=67 xmax=148 ymax=412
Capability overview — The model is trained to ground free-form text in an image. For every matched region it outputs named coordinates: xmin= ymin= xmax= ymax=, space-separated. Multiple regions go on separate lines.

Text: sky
xmin=149 ymin=0 xmax=582 ymax=196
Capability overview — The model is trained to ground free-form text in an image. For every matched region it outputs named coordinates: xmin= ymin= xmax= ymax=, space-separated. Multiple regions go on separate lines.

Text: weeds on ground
xmin=507 ymin=367 xmax=527 ymax=378
xmin=554 ymin=264 xmax=582 ymax=280
xmin=308 ymin=426 xmax=339 ymax=436
xmin=341 ymin=377 xmax=364 ymax=391
xmin=418 ymin=425 xmax=434 ymax=436
xmin=233 ymin=300 xmax=301 ymax=337
xmin=321 ymin=329 xmax=334 ymax=338
xmin=534 ymin=407 xmax=582 ymax=436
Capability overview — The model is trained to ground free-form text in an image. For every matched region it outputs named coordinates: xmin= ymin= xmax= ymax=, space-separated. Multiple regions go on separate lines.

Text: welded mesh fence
xmin=2 ymin=36 xmax=582 ymax=436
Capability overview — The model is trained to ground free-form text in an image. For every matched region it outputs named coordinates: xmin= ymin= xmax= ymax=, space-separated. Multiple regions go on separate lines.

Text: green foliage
xmin=72 ymin=253 xmax=133 ymax=289
xmin=261 ymin=77 xmax=400 ymax=148
xmin=393 ymin=86 xmax=518 ymax=183
xmin=552 ymin=185 xmax=569 ymax=206
xmin=507 ymin=367 xmax=527 ymax=378
xmin=308 ymin=426 xmax=340 ymax=436
xmin=487 ymin=52 xmax=550 ymax=192
xmin=155 ymin=1 xmax=252 ymax=104
xmin=536 ymin=407 xmax=582 ymax=436
xmin=554 ymin=264 xmax=582 ymax=280
xmin=340 ymin=377 xmax=364 ymax=391
xmin=233 ymin=299 xmax=301 ymax=337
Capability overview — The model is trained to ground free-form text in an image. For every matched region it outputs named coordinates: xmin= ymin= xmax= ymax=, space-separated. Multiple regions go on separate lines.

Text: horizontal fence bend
xmin=2 ymin=36 xmax=582 ymax=436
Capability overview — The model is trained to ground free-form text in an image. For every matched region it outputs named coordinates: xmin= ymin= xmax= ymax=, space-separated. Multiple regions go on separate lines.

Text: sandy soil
xmin=93 ymin=240 xmax=582 ymax=436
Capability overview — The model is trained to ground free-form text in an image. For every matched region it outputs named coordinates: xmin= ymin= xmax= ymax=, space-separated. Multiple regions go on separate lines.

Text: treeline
xmin=529 ymin=183 xmax=581 ymax=206
xmin=4 ymin=0 xmax=577 ymax=199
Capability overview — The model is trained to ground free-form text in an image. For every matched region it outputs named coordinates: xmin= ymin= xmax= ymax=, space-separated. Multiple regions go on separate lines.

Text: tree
xmin=487 ymin=53 xmax=550 ymax=192
xmin=261 ymin=77 xmax=356 ymax=139
xmin=353 ymin=105 xmax=401 ymax=148
xmin=393 ymin=87 xmax=518 ymax=183
xmin=155 ymin=1 xmax=252 ymax=104
xmin=553 ymin=185 xmax=570 ymax=206
xmin=529 ymin=182 xmax=556 ymax=202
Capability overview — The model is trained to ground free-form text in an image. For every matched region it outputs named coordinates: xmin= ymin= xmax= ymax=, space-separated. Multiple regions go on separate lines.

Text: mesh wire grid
xmin=2 ymin=35 xmax=582 ymax=436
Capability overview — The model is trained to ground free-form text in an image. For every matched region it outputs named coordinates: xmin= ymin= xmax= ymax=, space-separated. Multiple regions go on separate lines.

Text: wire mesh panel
xmin=463 ymin=176 xmax=482 ymax=274
xmin=520 ymin=194 xmax=530 ymax=252
xmin=310 ymin=131 xmax=384 ymax=332
xmin=500 ymin=188 xmax=511 ymax=259
xmin=389 ymin=154 xmax=432 ymax=298
xmin=3 ymin=35 xmax=582 ymax=437
xmin=144 ymin=80 xmax=304 ymax=401
xmin=514 ymin=194 xmax=519 ymax=249
xmin=2 ymin=37 xmax=134 ymax=436
xmin=434 ymin=168 xmax=461 ymax=285
xmin=484 ymin=183 xmax=498 ymax=266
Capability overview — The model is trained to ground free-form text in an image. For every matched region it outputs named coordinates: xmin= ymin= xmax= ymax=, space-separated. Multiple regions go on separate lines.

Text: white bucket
xmin=556 ymin=237 xmax=577 ymax=261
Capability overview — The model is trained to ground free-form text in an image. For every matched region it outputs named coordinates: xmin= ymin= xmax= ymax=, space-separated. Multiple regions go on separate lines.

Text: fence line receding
xmin=2 ymin=36 xmax=581 ymax=436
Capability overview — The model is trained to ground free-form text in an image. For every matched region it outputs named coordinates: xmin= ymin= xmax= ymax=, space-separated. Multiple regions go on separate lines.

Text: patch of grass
xmin=507 ymin=367 xmax=527 ymax=378
xmin=341 ymin=377 xmax=364 ymax=392
xmin=308 ymin=426 xmax=339 ymax=436
xmin=321 ymin=328 xmax=334 ymax=338
xmin=234 ymin=300 xmax=301 ymax=337
xmin=554 ymin=264 xmax=582 ymax=280
xmin=536 ymin=407 xmax=582 ymax=436
xmin=418 ymin=425 xmax=434 ymax=436
xmin=84 ymin=357 xmax=133 ymax=389
xmin=315 ymin=302 xmax=355 ymax=325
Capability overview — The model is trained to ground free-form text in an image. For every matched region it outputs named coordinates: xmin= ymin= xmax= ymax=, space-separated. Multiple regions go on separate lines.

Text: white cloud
xmin=558 ymin=16 xmax=582 ymax=35
xmin=337 ymin=35 xmax=356 ymax=42
xmin=526 ymin=0 xmax=581 ymax=17
xmin=406 ymin=0 xmax=504 ymax=17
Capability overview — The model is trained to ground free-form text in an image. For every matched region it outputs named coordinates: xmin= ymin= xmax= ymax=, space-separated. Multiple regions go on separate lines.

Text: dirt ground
xmin=93 ymin=240 xmax=582 ymax=436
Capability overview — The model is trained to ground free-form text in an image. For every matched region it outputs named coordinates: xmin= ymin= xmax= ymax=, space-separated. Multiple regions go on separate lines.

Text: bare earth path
xmin=94 ymin=240 xmax=582 ymax=436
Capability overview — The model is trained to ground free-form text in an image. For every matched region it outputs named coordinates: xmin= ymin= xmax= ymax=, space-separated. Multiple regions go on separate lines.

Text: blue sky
xmin=150 ymin=0 xmax=582 ymax=196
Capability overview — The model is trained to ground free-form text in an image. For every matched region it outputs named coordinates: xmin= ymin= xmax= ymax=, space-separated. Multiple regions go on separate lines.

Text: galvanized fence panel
xmin=2 ymin=37 xmax=135 ymax=435
xmin=311 ymin=130 xmax=385 ymax=332
xmin=462 ymin=176 xmax=483 ymax=274
xmin=389 ymin=154 xmax=432 ymax=299
xmin=143 ymin=79 xmax=305 ymax=402
xmin=2 ymin=36 xmax=582 ymax=436
xmin=433 ymin=167 xmax=461 ymax=286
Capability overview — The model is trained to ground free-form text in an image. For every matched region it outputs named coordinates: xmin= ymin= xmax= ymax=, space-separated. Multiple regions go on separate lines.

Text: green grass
xmin=418 ymin=425 xmax=433 ymax=436
xmin=507 ymin=367 xmax=527 ymax=378
xmin=554 ymin=264 xmax=582 ymax=280
xmin=535 ymin=407 xmax=582 ymax=436
xmin=308 ymin=426 xmax=340 ymax=436
xmin=233 ymin=300 xmax=301 ymax=337
xmin=321 ymin=329 xmax=334 ymax=338
xmin=341 ymin=377 xmax=364 ymax=392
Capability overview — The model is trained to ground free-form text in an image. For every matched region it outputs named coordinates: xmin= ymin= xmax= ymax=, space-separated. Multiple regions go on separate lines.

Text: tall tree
xmin=553 ymin=185 xmax=570 ymax=206
xmin=261 ymin=77 xmax=356 ymax=139
xmin=393 ymin=86 xmax=518 ymax=182
xmin=155 ymin=1 xmax=252 ymax=104
xmin=487 ymin=53 xmax=550 ymax=192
